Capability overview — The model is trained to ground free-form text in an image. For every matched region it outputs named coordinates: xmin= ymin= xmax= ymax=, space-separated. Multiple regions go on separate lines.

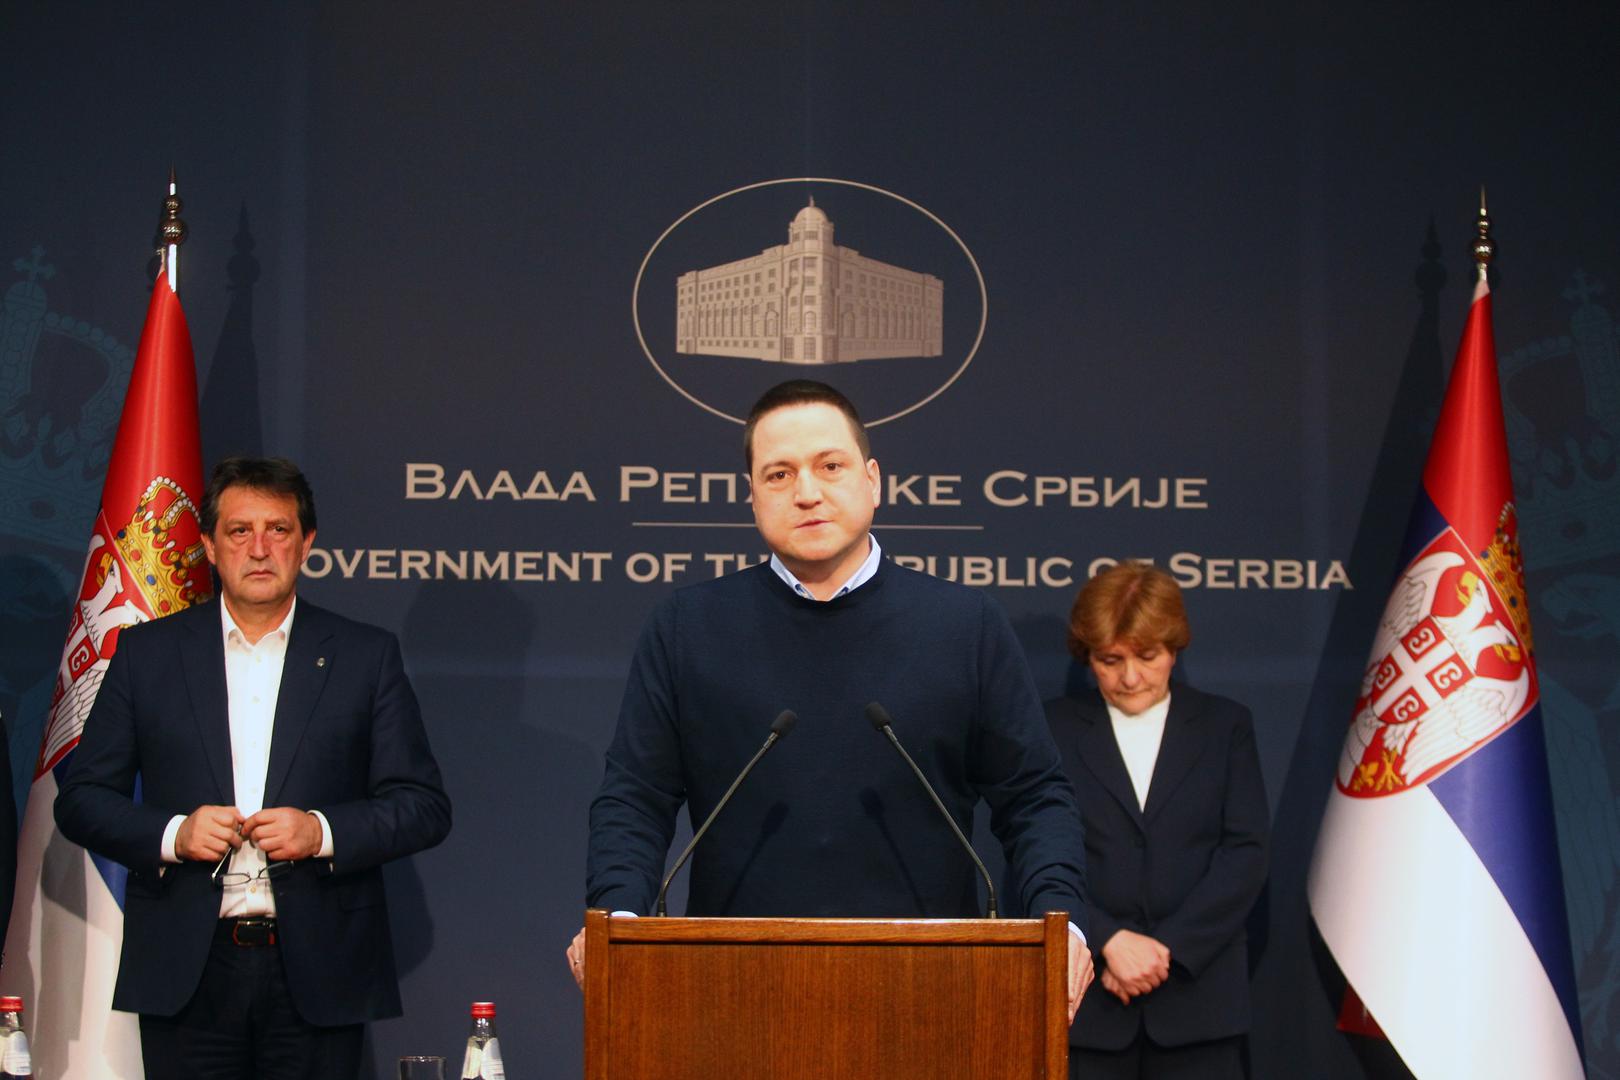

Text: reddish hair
xmin=1067 ymin=562 xmax=1191 ymax=659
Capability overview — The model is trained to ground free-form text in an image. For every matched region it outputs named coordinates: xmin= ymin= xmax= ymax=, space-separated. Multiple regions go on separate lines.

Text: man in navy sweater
xmin=568 ymin=380 xmax=1093 ymax=1017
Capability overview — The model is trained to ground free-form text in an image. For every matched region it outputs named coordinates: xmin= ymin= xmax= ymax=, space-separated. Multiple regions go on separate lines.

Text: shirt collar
xmin=769 ymin=534 xmax=883 ymax=601
xmin=220 ymin=595 xmax=298 ymax=648
xmin=1104 ymin=691 xmax=1172 ymax=727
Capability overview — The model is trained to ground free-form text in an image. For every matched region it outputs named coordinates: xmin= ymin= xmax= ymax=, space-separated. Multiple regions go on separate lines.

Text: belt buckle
xmin=231 ymin=918 xmax=276 ymax=947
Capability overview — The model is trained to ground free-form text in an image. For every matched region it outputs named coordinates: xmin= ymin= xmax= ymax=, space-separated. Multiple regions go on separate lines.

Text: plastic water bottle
xmin=0 ymin=997 xmax=31 ymax=1079
xmin=459 ymin=1001 xmax=504 ymax=1080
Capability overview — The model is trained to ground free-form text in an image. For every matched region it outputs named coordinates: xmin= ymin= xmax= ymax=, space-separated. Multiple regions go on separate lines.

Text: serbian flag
xmin=1308 ymin=273 xmax=1585 ymax=1077
xmin=0 ymin=270 xmax=210 ymax=1078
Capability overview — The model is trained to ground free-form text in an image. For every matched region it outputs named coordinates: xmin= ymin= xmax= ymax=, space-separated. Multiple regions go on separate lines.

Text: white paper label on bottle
xmin=479 ymin=1038 xmax=504 ymax=1079
xmin=461 ymin=1039 xmax=503 ymax=1080
xmin=1 ymin=1031 xmax=31 ymax=1075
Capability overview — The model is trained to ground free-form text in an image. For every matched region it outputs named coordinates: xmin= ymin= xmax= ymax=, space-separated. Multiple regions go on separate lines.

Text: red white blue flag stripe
xmin=0 ymin=271 xmax=210 ymax=1078
xmin=1309 ymin=276 xmax=1585 ymax=1078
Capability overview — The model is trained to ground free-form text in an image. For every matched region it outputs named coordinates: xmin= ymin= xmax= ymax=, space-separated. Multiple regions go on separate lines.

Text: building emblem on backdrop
xmin=633 ymin=178 xmax=986 ymax=426
xmin=675 ymin=198 xmax=943 ymax=365
xmin=0 ymin=247 xmax=135 ymax=550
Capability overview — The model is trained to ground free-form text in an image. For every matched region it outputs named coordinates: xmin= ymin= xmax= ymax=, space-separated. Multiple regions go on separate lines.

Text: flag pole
xmin=1 ymin=174 xmax=208 ymax=1078
xmin=1472 ymin=185 xmax=1493 ymax=281
xmin=1308 ymin=194 xmax=1587 ymax=1078
xmin=159 ymin=167 xmax=187 ymax=295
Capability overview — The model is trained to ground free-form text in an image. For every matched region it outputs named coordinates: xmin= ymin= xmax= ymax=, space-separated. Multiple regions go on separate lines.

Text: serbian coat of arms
xmin=1337 ymin=505 xmax=1535 ymax=796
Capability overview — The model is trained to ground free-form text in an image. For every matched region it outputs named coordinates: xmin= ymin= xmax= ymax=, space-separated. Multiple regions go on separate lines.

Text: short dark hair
xmin=743 ymin=380 xmax=871 ymax=471
xmin=199 ymin=457 xmax=318 ymax=536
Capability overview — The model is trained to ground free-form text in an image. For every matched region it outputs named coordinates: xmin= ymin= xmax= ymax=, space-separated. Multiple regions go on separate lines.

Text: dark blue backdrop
xmin=3 ymin=4 xmax=1618 ymax=1077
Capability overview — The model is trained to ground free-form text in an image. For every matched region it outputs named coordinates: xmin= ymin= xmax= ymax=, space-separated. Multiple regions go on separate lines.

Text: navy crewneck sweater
xmin=587 ymin=559 xmax=1087 ymax=925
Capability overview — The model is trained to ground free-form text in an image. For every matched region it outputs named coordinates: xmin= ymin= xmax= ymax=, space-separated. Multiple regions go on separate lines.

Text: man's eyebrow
xmin=756 ymin=446 xmax=852 ymax=472
xmin=222 ymin=514 xmax=296 ymax=527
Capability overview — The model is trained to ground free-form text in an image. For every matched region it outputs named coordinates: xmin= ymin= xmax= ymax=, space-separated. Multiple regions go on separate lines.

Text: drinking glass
xmin=398 ymin=1055 xmax=446 ymax=1080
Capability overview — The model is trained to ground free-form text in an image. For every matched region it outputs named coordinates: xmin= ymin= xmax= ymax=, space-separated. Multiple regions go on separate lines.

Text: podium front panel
xmin=584 ymin=912 xmax=1068 ymax=1080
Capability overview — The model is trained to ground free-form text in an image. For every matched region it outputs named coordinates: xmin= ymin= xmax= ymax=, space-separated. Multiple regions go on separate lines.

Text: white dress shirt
xmin=769 ymin=534 xmax=884 ymax=599
xmin=159 ymin=598 xmax=333 ymax=917
xmin=1106 ymin=693 xmax=1172 ymax=811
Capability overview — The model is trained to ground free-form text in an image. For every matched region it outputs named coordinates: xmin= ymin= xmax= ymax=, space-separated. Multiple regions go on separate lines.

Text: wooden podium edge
xmin=1043 ymin=911 xmax=1069 ymax=1078
xmin=583 ymin=909 xmax=1070 ymax=1079
xmin=583 ymin=908 xmax=610 ymax=1080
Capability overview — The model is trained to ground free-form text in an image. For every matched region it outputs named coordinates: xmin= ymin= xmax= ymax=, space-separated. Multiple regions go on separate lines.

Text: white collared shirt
xmin=769 ymin=534 xmax=883 ymax=600
xmin=1106 ymin=693 xmax=1172 ymax=811
xmin=159 ymin=598 xmax=333 ymax=917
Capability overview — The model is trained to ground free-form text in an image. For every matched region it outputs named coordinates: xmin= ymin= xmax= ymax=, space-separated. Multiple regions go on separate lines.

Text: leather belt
xmin=219 ymin=917 xmax=278 ymax=947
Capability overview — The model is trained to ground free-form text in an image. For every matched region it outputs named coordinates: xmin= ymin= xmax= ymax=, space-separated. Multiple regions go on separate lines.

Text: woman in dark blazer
xmin=1054 ymin=562 xmax=1269 ymax=1079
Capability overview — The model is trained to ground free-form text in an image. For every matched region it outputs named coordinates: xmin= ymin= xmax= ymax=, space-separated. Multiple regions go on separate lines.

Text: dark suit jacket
xmin=55 ymin=598 xmax=451 ymax=1026
xmin=1051 ymin=684 xmax=1268 ymax=1050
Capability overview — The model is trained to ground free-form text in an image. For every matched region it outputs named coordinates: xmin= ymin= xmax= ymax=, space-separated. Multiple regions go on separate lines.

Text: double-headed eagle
xmin=1338 ymin=548 xmax=1531 ymax=794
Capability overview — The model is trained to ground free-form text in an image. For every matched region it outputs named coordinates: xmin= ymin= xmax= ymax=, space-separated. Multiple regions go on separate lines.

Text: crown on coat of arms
xmin=110 ymin=476 xmax=211 ymax=616
xmin=1479 ymin=502 xmax=1533 ymax=653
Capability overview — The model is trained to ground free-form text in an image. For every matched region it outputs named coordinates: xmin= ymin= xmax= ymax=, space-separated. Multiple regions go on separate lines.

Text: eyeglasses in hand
xmin=211 ymin=847 xmax=293 ymax=889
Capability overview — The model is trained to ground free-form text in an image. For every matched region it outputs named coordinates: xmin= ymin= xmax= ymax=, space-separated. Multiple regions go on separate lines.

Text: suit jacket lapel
xmin=1143 ymin=687 xmax=1205 ymax=822
xmin=263 ymin=602 xmax=335 ymax=808
xmin=180 ymin=603 xmax=235 ymax=803
xmin=1073 ymin=695 xmax=1145 ymax=829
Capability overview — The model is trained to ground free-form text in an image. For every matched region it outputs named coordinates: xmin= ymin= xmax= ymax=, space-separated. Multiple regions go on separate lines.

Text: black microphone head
xmin=771 ymin=709 xmax=799 ymax=737
xmin=864 ymin=702 xmax=893 ymax=732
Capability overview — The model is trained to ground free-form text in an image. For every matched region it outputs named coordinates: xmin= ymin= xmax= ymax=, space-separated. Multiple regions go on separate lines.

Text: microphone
xmin=865 ymin=702 xmax=998 ymax=918
xmin=655 ymin=709 xmax=798 ymax=917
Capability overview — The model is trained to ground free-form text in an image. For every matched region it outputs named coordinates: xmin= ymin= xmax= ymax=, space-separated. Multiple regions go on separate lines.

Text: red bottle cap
xmin=470 ymin=1002 xmax=496 ymax=1018
xmin=0 ymin=997 xmax=21 ymax=1013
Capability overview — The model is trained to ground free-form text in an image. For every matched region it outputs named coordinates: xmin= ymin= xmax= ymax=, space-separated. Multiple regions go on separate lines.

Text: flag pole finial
xmin=158 ymin=170 xmax=188 ymax=294
xmin=1472 ymin=185 xmax=1494 ymax=282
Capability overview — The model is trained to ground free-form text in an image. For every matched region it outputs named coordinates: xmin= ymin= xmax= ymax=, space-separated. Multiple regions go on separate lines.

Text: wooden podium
xmin=583 ymin=909 xmax=1069 ymax=1079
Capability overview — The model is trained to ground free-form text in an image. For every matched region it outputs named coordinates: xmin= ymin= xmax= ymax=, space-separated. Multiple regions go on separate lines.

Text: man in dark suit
xmin=1045 ymin=562 xmax=1269 ymax=1080
xmin=56 ymin=457 xmax=452 ymax=1080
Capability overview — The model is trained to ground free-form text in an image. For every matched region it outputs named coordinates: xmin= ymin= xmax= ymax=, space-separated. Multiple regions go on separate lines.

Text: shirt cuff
xmin=311 ymin=810 xmax=334 ymax=858
xmin=160 ymin=815 xmax=185 ymax=863
xmin=611 ymin=910 xmax=639 ymax=917
xmin=1068 ymin=921 xmax=1087 ymax=947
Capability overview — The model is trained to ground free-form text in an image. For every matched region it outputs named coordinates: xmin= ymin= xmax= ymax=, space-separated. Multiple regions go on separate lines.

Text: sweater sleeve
xmin=585 ymin=598 xmax=687 ymax=915
xmin=969 ymin=596 xmax=1089 ymax=934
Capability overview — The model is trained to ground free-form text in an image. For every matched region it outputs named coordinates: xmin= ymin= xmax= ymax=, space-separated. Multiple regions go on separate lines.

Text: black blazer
xmin=1051 ymin=684 xmax=1268 ymax=1050
xmin=55 ymin=599 xmax=451 ymax=1025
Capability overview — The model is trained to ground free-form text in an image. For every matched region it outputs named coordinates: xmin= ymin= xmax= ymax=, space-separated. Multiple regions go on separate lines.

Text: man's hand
xmin=241 ymin=807 xmax=324 ymax=861
xmin=566 ymin=926 xmax=586 ymax=989
xmin=1067 ymin=931 xmax=1095 ymax=1021
xmin=1100 ymin=967 xmax=1133 ymax=1005
xmin=1100 ymin=929 xmax=1170 ymax=997
xmin=174 ymin=806 xmax=245 ymax=861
